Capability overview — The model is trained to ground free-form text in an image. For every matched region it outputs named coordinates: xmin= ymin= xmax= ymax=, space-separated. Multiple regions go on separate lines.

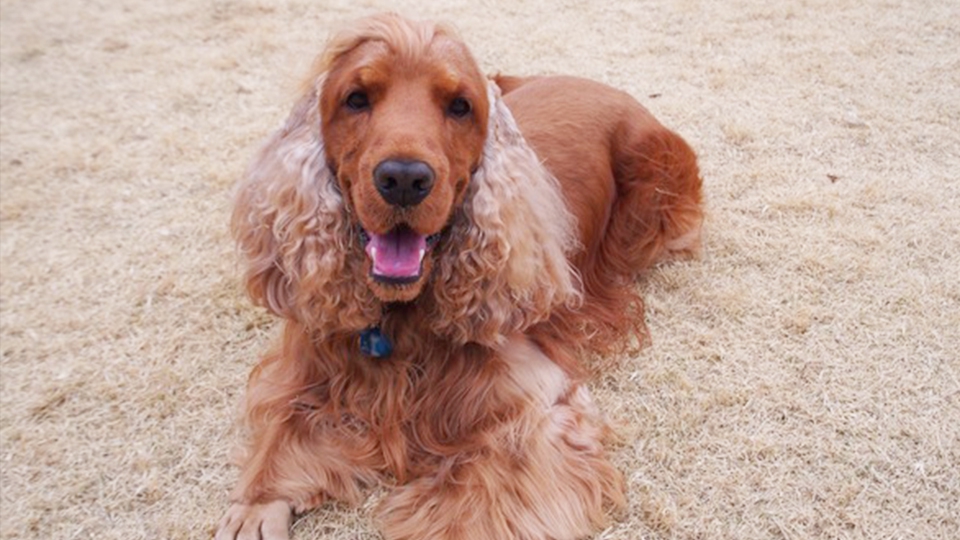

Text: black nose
xmin=373 ymin=159 xmax=435 ymax=207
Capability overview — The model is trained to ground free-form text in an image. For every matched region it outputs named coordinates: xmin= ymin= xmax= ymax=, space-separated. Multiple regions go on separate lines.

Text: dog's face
xmin=233 ymin=15 xmax=578 ymax=342
xmin=319 ymin=34 xmax=490 ymax=303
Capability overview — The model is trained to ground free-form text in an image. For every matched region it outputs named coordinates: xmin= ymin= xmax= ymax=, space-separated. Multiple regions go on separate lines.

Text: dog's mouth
xmin=359 ymin=225 xmax=442 ymax=285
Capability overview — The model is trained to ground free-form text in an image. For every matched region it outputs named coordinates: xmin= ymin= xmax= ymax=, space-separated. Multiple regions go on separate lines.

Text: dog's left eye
xmin=447 ymin=97 xmax=471 ymax=118
xmin=345 ymin=91 xmax=370 ymax=111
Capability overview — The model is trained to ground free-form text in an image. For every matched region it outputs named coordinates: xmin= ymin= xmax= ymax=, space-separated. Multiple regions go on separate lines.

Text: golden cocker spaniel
xmin=218 ymin=13 xmax=702 ymax=540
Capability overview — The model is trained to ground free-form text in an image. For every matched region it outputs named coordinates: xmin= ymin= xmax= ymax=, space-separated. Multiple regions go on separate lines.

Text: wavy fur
xmin=430 ymin=81 xmax=581 ymax=346
xmin=231 ymin=89 xmax=380 ymax=337
xmin=218 ymin=13 xmax=702 ymax=540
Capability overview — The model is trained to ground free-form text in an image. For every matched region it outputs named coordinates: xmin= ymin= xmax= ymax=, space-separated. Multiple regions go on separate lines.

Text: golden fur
xmin=218 ymin=13 xmax=702 ymax=540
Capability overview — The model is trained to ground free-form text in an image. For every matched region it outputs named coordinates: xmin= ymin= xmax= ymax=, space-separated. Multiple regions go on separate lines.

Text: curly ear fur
xmin=231 ymin=87 xmax=380 ymax=337
xmin=234 ymin=75 xmax=580 ymax=346
xmin=430 ymin=81 xmax=582 ymax=346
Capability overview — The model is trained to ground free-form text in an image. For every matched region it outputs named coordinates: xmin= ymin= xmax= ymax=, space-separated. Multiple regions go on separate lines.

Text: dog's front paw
xmin=216 ymin=500 xmax=292 ymax=540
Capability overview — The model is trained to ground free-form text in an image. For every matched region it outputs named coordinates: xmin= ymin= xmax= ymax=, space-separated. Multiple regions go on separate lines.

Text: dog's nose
xmin=373 ymin=159 xmax=435 ymax=207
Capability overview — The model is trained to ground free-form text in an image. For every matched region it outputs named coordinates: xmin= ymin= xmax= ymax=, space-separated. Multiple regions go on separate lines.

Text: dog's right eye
xmin=344 ymin=91 xmax=370 ymax=111
xmin=447 ymin=97 xmax=472 ymax=118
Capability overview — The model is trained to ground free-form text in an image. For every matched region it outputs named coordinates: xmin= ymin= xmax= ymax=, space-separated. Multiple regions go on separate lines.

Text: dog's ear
xmin=231 ymin=86 xmax=379 ymax=335
xmin=431 ymin=81 xmax=582 ymax=346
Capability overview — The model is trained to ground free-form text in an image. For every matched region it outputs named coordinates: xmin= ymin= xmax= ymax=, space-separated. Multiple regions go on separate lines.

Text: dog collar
xmin=359 ymin=327 xmax=393 ymax=358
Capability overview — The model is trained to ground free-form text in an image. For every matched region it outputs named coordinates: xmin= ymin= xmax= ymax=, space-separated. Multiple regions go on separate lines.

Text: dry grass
xmin=2 ymin=0 xmax=958 ymax=539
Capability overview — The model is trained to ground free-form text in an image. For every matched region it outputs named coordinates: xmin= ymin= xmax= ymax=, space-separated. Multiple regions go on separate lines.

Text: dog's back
xmin=501 ymin=75 xmax=704 ymax=354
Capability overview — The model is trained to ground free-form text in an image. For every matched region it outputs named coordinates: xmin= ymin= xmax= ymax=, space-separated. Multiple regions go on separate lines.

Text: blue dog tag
xmin=359 ymin=327 xmax=393 ymax=358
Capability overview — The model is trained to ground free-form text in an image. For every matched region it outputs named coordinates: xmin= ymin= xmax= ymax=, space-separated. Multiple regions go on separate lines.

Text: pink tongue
xmin=365 ymin=227 xmax=428 ymax=278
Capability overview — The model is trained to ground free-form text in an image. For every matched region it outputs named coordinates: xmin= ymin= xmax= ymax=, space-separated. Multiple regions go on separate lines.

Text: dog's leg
xmin=217 ymin=410 xmax=382 ymax=540
xmin=607 ymin=125 xmax=704 ymax=271
xmin=377 ymin=339 xmax=624 ymax=540
xmin=217 ymin=350 xmax=384 ymax=540
xmin=551 ymin=124 xmax=703 ymax=358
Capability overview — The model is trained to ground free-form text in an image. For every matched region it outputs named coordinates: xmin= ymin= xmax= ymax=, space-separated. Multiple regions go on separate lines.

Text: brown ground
xmin=1 ymin=1 xmax=958 ymax=539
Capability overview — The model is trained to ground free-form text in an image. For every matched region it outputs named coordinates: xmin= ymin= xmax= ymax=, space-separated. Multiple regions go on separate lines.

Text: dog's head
xmin=318 ymin=16 xmax=489 ymax=302
xmin=233 ymin=14 xmax=579 ymax=345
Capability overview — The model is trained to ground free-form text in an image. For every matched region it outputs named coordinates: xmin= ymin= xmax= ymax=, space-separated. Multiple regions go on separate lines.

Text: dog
xmin=217 ymin=13 xmax=702 ymax=540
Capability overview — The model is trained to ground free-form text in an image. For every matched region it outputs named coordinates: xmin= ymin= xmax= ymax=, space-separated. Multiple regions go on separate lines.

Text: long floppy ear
xmin=430 ymin=81 xmax=582 ymax=346
xmin=231 ymin=85 xmax=379 ymax=336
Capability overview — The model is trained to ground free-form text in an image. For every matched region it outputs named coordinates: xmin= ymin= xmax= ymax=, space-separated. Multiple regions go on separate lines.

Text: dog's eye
xmin=447 ymin=97 xmax=471 ymax=118
xmin=345 ymin=91 xmax=370 ymax=111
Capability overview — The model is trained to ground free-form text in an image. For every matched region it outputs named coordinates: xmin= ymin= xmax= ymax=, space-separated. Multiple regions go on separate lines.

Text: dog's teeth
xmin=370 ymin=247 xmax=378 ymax=261
xmin=419 ymin=248 xmax=426 ymax=263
